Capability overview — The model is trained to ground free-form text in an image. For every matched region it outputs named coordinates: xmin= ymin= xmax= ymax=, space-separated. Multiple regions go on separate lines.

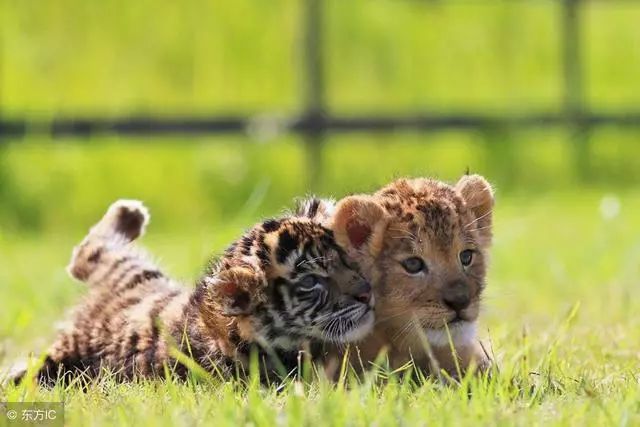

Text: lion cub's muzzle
xmin=442 ymin=280 xmax=471 ymax=313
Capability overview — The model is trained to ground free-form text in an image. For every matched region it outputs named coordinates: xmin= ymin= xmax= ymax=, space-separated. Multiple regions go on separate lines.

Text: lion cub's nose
xmin=443 ymin=281 xmax=470 ymax=312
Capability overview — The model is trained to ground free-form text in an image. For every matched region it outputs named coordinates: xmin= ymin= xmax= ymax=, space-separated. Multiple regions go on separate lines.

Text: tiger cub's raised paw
xmin=94 ymin=199 xmax=150 ymax=242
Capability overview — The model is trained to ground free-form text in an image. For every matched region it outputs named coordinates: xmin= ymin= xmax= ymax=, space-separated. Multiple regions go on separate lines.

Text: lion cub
xmin=300 ymin=174 xmax=494 ymax=377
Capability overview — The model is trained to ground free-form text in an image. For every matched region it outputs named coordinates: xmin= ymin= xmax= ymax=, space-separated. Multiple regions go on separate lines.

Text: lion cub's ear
xmin=455 ymin=174 xmax=495 ymax=246
xmin=330 ymin=195 xmax=388 ymax=259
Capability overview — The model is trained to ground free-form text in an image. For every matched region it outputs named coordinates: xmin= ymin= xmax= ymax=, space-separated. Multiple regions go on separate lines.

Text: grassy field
xmin=1 ymin=161 xmax=639 ymax=426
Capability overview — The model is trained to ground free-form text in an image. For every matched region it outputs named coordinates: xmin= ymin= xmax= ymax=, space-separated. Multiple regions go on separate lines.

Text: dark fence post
xmin=562 ymin=0 xmax=589 ymax=181
xmin=302 ymin=0 xmax=325 ymax=190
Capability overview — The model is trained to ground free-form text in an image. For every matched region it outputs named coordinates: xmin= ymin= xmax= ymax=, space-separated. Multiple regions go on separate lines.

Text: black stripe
xmin=129 ymin=332 xmax=140 ymax=350
xmin=144 ymin=290 xmax=181 ymax=372
xmin=240 ymin=234 xmax=254 ymax=255
xmin=256 ymin=247 xmax=271 ymax=267
xmin=296 ymin=197 xmax=321 ymax=219
xmin=124 ymin=269 xmax=163 ymax=290
xmin=87 ymin=248 xmax=103 ymax=263
xmin=276 ymin=229 xmax=298 ymax=263
xmin=271 ymin=278 xmax=288 ymax=311
xmin=104 ymin=296 xmax=142 ymax=326
xmin=261 ymin=219 xmax=281 ymax=233
xmin=307 ymin=198 xmax=321 ymax=218
xmin=102 ymin=257 xmax=135 ymax=287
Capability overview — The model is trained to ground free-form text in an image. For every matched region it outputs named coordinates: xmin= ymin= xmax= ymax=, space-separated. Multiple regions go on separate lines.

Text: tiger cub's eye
xmin=299 ymin=275 xmax=319 ymax=288
xmin=401 ymin=257 xmax=426 ymax=274
xmin=459 ymin=250 xmax=474 ymax=267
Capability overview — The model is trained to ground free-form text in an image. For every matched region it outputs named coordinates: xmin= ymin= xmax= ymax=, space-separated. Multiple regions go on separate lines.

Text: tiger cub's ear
xmin=330 ymin=195 xmax=388 ymax=259
xmin=207 ymin=267 xmax=267 ymax=316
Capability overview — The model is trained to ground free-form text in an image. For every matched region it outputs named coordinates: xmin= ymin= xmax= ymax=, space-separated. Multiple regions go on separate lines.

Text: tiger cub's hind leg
xmin=68 ymin=199 xmax=153 ymax=287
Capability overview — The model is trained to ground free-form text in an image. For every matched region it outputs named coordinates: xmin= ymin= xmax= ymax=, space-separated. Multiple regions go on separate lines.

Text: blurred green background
xmin=2 ymin=0 xmax=640 ymax=235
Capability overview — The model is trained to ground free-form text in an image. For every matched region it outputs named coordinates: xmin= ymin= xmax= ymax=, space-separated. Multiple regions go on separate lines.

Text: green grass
xmin=2 ymin=180 xmax=639 ymax=426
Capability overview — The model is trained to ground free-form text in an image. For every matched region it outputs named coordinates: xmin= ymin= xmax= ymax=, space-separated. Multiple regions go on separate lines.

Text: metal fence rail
xmin=1 ymin=0 xmax=639 ymax=184
xmin=2 ymin=112 xmax=640 ymax=139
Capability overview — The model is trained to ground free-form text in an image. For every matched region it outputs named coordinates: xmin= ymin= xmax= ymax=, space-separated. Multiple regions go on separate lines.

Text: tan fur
xmin=330 ymin=175 xmax=494 ymax=377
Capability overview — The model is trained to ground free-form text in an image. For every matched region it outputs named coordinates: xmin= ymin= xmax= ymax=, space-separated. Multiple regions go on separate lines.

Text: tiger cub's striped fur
xmin=18 ymin=200 xmax=374 ymax=385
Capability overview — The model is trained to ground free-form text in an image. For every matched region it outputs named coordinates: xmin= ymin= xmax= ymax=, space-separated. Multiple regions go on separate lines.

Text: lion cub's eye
xmin=459 ymin=250 xmax=474 ymax=267
xmin=401 ymin=257 xmax=426 ymax=274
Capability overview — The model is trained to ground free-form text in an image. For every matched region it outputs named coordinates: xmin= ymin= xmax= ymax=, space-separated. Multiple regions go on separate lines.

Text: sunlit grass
xmin=1 ymin=190 xmax=639 ymax=426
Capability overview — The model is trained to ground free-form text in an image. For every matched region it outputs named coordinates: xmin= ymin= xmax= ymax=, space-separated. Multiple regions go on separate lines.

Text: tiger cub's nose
xmin=352 ymin=281 xmax=373 ymax=306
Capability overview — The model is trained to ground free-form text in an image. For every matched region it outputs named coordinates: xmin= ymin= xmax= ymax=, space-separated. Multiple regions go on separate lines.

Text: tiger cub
xmin=16 ymin=200 xmax=374 ymax=385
